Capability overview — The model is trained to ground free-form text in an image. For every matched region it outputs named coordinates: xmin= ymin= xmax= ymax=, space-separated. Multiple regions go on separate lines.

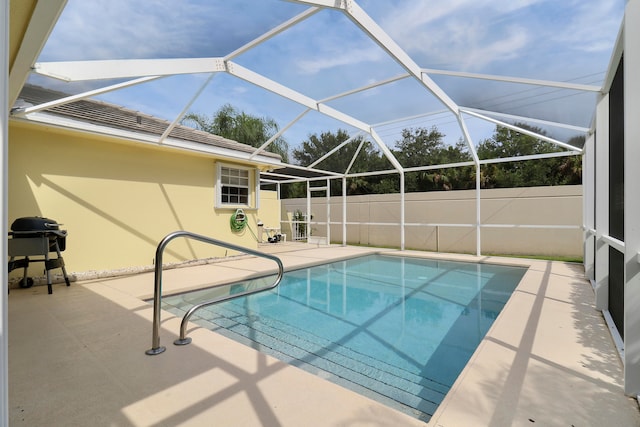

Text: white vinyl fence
xmin=280 ymin=185 xmax=582 ymax=257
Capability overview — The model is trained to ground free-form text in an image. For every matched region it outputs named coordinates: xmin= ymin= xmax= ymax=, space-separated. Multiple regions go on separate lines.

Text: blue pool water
xmin=162 ymin=254 xmax=526 ymax=421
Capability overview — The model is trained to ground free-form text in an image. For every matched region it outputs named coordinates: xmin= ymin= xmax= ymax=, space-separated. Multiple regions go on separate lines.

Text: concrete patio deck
xmin=8 ymin=243 xmax=640 ymax=426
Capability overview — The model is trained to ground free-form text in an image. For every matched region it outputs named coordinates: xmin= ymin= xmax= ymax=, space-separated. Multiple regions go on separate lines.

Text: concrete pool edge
xmin=162 ymin=252 xmax=517 ymax=422
xmin=426 ymin=255 xmax=639 ymax=427
xmin=9 ymin=244 xmax=639 ymax=426
xmin=95 ymin=245 xmax=640 ymax=426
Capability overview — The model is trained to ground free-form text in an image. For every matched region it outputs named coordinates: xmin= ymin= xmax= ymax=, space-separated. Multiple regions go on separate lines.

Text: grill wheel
xmin=19 ymin=277 xmax=34 ymax=288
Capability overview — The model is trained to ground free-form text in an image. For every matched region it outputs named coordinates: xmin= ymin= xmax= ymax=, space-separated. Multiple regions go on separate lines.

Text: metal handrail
xmin=146 ymin=230 xmax=284 ymax=355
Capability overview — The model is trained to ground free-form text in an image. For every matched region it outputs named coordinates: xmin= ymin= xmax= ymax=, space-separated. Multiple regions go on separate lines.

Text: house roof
xmin=12 ymin=85 xmax=282 ymax=163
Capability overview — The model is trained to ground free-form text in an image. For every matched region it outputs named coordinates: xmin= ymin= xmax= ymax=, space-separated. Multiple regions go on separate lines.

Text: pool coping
xmin=161 ymin=250 xmax=523 ymax=422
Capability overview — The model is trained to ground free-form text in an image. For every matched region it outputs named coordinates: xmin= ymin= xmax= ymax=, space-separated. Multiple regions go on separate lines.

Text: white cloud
xmin=552 ymin=1 xmax=623 ymax=53
xmin=375 ymin=0 xmax=549 ymax=70
xmin=380 ymin=0 xmax=545 ymax=37
xmin=232 ymin=86 xmax=249 ymax=96
xmin=295 ymin=46 xmax=384 ymax=74
xmin=456 ymin=25 xmax=529 ymax=69
xmin=40 ymin=0 xmax=303 ymax=61
xmin=42 ymin=0 xmax=201 ymax=60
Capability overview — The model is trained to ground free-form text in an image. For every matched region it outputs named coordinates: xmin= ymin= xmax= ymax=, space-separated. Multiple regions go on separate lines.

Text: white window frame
xmin=215 ymin=162 xmax=258 ymax=209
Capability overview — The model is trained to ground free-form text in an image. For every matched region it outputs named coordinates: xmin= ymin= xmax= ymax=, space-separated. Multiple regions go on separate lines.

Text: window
xmin=221 ymin=166 xmax=249 ymax=205
xmin=216 ymin=163 xmax=256 ymax=208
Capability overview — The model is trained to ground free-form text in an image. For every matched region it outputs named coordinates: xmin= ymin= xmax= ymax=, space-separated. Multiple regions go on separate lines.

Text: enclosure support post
xmin=306 ymin=180 xmax=311 ymax=242
xmin=476 ymin=163 xmax=481 ymax=256
xmin=624 ymin=0 xmax=640 ymax=397
xmin=400 ymin=172 xmax=405 ymax=250
xmin=595 ymin=93 xmax=610 ymax=311
xmin=583 ymin=133 xmax=596 ymax=280
xmin=342 ymin=177 xmax=347 ymax=246
xmin=0 ymin=0 xmax=9 ymax=423
xmin=326 ymin=178 xmax=330 ymax=245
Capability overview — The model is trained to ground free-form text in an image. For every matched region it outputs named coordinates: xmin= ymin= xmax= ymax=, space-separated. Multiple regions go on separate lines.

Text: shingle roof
xmin=15 ymin=85 xmax=282 ymax=161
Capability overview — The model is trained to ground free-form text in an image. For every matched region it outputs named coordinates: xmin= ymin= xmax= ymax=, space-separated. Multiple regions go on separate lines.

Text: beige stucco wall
xmin=8 ymin=121 xmax=279 ymax=278
xmin=281 ymin=185 xmax=583 ymax=257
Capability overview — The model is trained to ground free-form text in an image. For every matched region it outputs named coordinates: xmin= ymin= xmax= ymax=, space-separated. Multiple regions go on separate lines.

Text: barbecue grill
xmin=8 ymin=216 xmax=70 ymax=294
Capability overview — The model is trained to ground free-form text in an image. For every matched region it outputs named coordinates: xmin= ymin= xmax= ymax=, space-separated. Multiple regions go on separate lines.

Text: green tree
xmin=292 ymin=130 xmax=382 ymax=172
xmin=477 ymin=124 xmax=582 ymax=188
xmin=291 ymin=129 xmax=388 ymax=196
xmin=289 ymin=126 xmax=478 ymax=195
xmin=183 ymin=104 xmax=289 ymax=162
xmin=390 ymin=127 xmax=473 ymax=192
xmin=393 ymin=127 xmax=448 ymax=167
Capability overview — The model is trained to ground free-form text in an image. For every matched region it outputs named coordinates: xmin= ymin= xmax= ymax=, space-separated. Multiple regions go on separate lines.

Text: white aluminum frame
xmin=623 ymin=0 xmax=640 ymax=397
xmin=1 ymin=1 xmax=8 ymax=425
xmin=5 ymin=2 xmax=68 ymax=425
xmin=27 ymin=0 xmax=586 ymax=206
xmin=6 ymin=0 xmax=639 ymax=410
xmin=594 ymin=93 xmax=610 ymax=311
xmin=581 ymin=1 xmax=640 ymax=398
xmin=582 ymin=132 xmax=595 ymax=281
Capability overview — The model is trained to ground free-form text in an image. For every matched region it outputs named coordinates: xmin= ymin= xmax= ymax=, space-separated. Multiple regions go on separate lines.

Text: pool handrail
xmin=145 ymin=230 xmax=284 ymax=356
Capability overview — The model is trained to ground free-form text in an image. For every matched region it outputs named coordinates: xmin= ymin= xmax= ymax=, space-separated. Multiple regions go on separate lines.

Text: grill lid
xmin=11 ymin=216 xmax=61 ymax=232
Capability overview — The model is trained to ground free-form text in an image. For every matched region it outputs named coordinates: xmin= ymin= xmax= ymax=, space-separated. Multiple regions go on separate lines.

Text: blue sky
xmin=32 ymin=0 xmax=625 ymax=156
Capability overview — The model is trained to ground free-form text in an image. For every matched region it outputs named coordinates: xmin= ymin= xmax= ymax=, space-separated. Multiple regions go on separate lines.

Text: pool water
xmin=162 ymin=254 xmax=526 ymax=421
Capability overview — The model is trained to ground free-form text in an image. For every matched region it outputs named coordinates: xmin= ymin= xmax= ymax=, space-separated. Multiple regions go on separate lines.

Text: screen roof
xmin=12 ymin=0 xmax=625 ymax=178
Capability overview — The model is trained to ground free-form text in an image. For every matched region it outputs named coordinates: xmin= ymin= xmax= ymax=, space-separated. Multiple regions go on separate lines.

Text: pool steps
xmin=163 ymin=299 xmax=448 ymax=421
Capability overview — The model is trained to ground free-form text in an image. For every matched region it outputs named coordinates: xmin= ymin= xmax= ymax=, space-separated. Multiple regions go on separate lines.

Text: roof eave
xmin=10 ymin=112 xmax=285 ymax=170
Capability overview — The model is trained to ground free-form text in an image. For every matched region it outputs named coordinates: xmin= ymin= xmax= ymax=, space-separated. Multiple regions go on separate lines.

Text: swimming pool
xmin=162 ymin=254 xmax=526 ymax=421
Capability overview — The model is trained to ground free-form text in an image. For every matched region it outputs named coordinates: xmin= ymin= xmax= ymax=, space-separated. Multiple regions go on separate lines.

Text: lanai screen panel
xmin=608 ymin=56 xmax=625 ymax=338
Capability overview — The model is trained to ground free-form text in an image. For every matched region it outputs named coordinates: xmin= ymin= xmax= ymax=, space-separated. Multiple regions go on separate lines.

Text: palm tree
xmin=183 ymin=104 xmax=289 ymax=162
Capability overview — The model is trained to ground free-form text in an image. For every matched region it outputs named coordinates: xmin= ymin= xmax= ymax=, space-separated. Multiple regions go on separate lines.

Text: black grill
xmin=8 ymin=216 xmax=70 ymax=294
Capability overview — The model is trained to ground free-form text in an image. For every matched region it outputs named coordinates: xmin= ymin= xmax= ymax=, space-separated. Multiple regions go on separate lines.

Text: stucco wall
xmin=8 ymin=121 xmax=278 ymax=278
xmin=281 ymin=185 xmax=583 ymax=257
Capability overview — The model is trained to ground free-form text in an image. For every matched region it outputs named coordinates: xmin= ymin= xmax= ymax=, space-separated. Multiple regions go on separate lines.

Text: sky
xmin=31 ymin=0 xmax=625 ymax=158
